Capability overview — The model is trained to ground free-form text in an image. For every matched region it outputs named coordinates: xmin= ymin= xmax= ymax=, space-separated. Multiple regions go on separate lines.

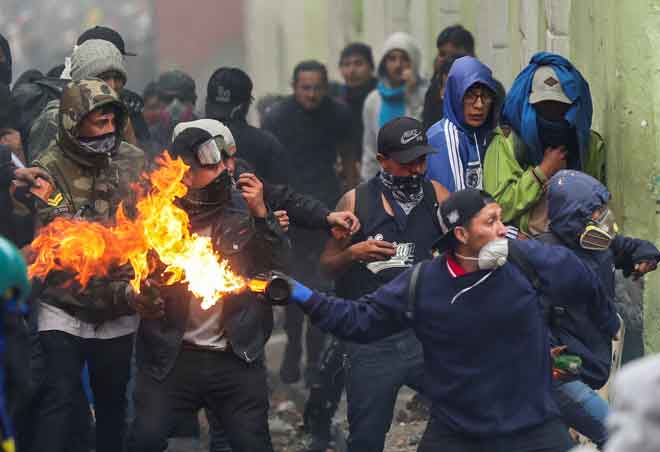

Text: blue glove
xmin=290 ymin=280 xmax=313 ymax=304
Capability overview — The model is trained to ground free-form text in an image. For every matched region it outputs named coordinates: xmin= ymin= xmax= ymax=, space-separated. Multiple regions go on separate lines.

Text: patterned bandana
xmin=379 ymin=170 xmax=424 ymax=214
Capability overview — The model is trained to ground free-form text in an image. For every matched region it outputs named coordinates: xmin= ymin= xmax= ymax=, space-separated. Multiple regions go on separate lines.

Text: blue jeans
xmin=345 ymin=329 xmax=425 ymax=452
xmin=553 ymin=380 xmax=609 ymax=448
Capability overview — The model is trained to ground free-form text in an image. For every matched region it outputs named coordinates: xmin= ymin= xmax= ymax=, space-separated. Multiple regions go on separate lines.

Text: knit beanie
xmin=71 ymin=39 xmax=127 ymax=82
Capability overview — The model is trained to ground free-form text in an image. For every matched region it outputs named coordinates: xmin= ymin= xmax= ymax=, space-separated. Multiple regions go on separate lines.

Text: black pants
xmin=128 ymin=347 xmax=273 ymax=452
xmin=28 ymin=331 xmax=133 ymax=452
xmin=418 ymin=417 xmax=575 ymax=452
xmin=283 ymin=303 xmax=326 ymax=372
xmin=283 ymin=227 xmax=329 ymax=379
xmin=303 ymin=338 xmax=345 ymax=440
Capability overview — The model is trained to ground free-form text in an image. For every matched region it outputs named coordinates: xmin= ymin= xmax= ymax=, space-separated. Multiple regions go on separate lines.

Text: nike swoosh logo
xmin=401 ymin=133 xmax=421 ymax=144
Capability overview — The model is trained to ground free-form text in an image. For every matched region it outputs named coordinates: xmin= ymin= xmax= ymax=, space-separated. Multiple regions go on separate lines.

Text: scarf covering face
xmin=501 ymin=52 xmax=593 ymax=167
xmin=78 ymin=132 xmax=118 ymax=156
xmin=379 ymin=170 xmax=424 ymax=208
xmin=377 ymin=81 xmax=406 ymax=127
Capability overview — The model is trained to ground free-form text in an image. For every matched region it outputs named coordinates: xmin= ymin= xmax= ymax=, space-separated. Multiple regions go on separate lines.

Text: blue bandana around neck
xmin=377 ymin=81 xmax=406 ymax=127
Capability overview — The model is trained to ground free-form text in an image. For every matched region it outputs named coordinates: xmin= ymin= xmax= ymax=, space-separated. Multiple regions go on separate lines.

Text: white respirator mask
xmin=455 ymin=238 xmax=509 ymax=270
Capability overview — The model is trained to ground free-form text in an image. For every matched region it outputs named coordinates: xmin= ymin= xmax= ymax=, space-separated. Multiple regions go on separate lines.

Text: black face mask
xmin=0 ymin=62 xmax=11 ymax=86
xmin=179 ymin=169 xmax=234 ymax=217
xmin=536 ymin=115 xmax=573 ymax=149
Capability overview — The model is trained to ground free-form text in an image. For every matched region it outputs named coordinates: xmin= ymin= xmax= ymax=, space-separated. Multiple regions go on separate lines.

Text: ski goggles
xmin=194 ymin=137 xmax=228 ymax=167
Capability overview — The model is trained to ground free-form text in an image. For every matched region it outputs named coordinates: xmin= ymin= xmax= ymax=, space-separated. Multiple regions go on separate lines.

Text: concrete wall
xmin=244 ymin=0 xmax=660 ymax=351
xmin=567 ymin=0 xmax=659 ymax=353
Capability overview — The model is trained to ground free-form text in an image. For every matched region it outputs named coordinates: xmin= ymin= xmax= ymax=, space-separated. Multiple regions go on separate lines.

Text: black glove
xmin=126 ymin=281 xmax=165 ymax=319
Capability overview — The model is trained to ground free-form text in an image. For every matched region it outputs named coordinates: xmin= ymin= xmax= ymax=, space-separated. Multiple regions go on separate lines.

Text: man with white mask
xmin=266 ymin=188 xmax=614 ymax=452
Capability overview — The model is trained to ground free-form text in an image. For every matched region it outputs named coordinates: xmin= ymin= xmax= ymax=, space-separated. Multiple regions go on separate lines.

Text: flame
xmin=28 ymin=151 xmax=246 ymax=309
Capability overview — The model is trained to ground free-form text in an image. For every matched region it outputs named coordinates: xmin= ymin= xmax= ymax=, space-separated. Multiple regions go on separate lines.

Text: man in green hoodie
xmin=483 ymin=54 xmax=606 ymax=236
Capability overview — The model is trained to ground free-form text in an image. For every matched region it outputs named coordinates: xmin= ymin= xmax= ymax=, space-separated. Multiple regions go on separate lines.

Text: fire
xmin=28 ymin=151 xmax=246 ymax=309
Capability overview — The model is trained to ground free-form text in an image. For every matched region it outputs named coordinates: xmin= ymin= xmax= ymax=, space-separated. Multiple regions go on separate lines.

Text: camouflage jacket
xmin=27 ymin=79 xmax=146 ymax=323
xmin=29 ymin=98 xmax=139 ymax=161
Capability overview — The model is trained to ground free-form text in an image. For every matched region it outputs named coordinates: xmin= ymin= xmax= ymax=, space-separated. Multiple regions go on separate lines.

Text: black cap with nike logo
xmin=377 ymin=116 xmax=437 ymax=163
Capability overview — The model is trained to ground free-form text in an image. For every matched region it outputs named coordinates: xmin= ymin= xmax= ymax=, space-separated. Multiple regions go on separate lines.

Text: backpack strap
xmin=507 ymin=242 xmax=542 ymax=291
xmin=406 ymin=261 xmax=427 ymax=320
xmin=421 ymin=179 xmax=440 ymax=229
xmin=507 ymin=241 xmax=566 ymax=327
xmin=353 ymin=181 xmax=373 ymax=235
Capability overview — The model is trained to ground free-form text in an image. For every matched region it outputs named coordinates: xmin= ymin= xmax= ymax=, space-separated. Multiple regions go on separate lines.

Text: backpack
xmin=10 ymin=77 xmax=67 ymax=148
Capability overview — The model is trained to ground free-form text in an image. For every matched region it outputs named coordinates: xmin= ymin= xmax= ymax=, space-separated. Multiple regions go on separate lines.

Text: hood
xmin=501 ymin=52 xmax=593 ymax=166
xmin=377 ymin=32 xmax=422 ymax=79
xmin=0 ymin=33 xmax=12 ymax=85
xmin=547 ymin=170 xmax=610 ymax=247
xmin=442 ymin=56 xmax=498 ymax=134
xmin=58 ymin=78 xmax=127 ymax=168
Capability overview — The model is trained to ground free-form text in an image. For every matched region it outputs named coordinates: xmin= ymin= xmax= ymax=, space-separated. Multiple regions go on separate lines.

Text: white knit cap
xmin=71 ymin=39 xmax=127 ymax=82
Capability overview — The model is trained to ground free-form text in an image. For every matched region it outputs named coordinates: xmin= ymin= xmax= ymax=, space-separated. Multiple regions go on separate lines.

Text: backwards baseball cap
xmin=205 ymin=67 xmax=254 ymax=119
xmin=434 ymin=189 xmax=496 ymax=252
xmin=77 ymin=26 xmax=136 ymax=56
xmin=377 ymin=117 xmax=437 ymax=163
xmin=529 ymin=66 xmax=571 ymax=105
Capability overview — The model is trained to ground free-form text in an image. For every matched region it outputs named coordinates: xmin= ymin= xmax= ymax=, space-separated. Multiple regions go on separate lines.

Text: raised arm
xmin=288 ymin=268 xmax=412 ymax=343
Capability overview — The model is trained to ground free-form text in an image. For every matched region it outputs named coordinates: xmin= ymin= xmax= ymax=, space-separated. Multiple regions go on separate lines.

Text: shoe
xmin=301 ymin=432 xmax=331 ymax=452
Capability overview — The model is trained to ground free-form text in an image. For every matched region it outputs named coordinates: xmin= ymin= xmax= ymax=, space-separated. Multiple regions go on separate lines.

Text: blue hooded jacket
xmin=426 ymin=56 xmax=497 ymax=192
xmin=545 ymin=170 xmax=660 ymax=388
xmin=501 ymin=52 xmax=593 ymax=167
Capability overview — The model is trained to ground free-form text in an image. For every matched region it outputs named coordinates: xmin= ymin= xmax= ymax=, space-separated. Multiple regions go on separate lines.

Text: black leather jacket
xmin=135 ymin=190 xmax=289 ymax=381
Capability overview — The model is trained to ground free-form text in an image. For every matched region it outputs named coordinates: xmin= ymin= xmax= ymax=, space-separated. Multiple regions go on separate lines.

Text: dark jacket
xmin=0 ymin=146 xmax=34 ymax=248
xmin=299 ymin=239 xmax=605 ymax=436
xmin=262 ymin=96 xmax=353 ymax=208
xmin=136 ymin=191 xmax=289 ymax=381
xmin=0 ymin=32 xmax=12 ymax=86
xmin=330 ymin=77 xmax=377 ymax=161
xmin=216 ymin=116 xmax=290 ymax=186
xmin=235 ymin=158 xmax=331 ymax=230
xmin=546 ymin=170 xmax=659 ymax=388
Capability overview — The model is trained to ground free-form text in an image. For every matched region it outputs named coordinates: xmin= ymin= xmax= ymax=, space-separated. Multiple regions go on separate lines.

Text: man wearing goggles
xmin=128 ymin=119 xmax=288 ymax=452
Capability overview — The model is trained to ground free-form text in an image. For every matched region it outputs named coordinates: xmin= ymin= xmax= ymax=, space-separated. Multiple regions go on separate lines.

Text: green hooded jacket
xmin=483 ymin=127 xmax=606 ymax=234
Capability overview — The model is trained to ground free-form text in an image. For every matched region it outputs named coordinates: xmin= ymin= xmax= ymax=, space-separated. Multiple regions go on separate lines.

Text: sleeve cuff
xmin=296 ymin=292 xmax=323 ymax=314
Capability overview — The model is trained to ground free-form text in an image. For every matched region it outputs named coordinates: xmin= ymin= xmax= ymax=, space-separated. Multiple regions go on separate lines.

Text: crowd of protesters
xmin=0 ymin=19 xmax=659 ymax=452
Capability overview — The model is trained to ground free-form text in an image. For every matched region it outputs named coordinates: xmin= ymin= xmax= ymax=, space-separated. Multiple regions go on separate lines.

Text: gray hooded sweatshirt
xmin=360 ymin=32 xmax=428 ymax=181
